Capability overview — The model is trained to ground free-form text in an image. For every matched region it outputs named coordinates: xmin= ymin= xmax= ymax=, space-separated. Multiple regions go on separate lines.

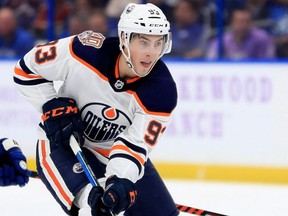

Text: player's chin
xmin=137 ymin=68 xmax=150 ymax=77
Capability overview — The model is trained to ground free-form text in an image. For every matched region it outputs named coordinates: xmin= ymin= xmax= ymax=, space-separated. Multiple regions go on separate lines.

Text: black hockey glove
xmin=42 ymin=97 xmax=84 ymax=148
xmin=88 ymin=175 xmax=137 ymax=215
xmin=88 ymin=186 xmax=113 ymax=216
xmin=0 ymin=138 xmax=29 ymax=187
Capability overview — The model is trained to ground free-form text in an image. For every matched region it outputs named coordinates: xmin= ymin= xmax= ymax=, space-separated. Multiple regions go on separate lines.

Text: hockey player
xmin=0 ymin=138 xmax=29 ymax=187
xmin=13 ymin=3 xmax=178 ymax=216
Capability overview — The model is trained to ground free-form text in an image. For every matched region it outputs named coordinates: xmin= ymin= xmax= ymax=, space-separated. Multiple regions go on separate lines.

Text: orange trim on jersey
xmin=69 ymin=37 xmax=108 ymax=82
xmin=14 ymin=67 xmax=43 ymax=79
xmin=110 ymin=144 xmax=145 ymax=165
xmin=127 ymin=76 xmax=141 ymax=84
xmin=114 ymin=54 xmax=141 ymax=84
xmin=126 ymin=90 xmax=134 ymax=95
xmin=133 ymin=93 xmax=171 ymax=117
xmin=114 ymin=55 xmax=121 ymax=79
xmin=41 ymin=140 xmax=73 ymax=206
xmin=92 ymin=147 xmax=110 ymax=158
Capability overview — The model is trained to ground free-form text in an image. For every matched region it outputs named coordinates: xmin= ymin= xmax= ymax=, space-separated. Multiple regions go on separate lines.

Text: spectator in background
xmin=266 ymin=0 xmax=288 ymax=58
xmin=71 ymin=0 xmax=95 ymax=17
xmin=2 ymin=0 xmax=42 ymax=33
xmin=59 ymin=13 xmax=89 ymax=38
xmin=60 ymin=0 xmax=102 ymax=38
xmin=33 ymin=0 xmax=72 ymax=40
xmin=60 ymin=8 xmax=109 ymax=38
xmin=223 ymin=0 xmax=247 ymax=24
xmin=245 ymin=0 xmax=273 ymax=32
xmin=246 ymin=0 xmax=269 ymax=21
xmin=147 ymin=0 xmax=173 ymax=20
xmin=0 ymin=7 xmax=35 ymax=58
xmin=88 ymin=9 xmax=109 ymax=35
xmin=206 ymin=8 xmax=275 ymax=59
xmin=105 ymin=0 xmax=140 ymax=37
xmin=272 ymin=13 xmax=288 ymax=58
xmin=168 ymin=0 xmax=205 ymax=59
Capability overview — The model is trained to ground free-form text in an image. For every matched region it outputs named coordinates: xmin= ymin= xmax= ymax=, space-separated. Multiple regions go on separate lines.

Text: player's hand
xmin=0 ymin=138 xmax=29 ymax=187
xmin=88 ymin=186 xmax=113 ymax=216
xmin=42 ymin=97 xmax=84 ymax=148
xmin=102 ymin=175 xmax=137 ymax=214
xmin=92 ymin=175 xmax=137 ymax=215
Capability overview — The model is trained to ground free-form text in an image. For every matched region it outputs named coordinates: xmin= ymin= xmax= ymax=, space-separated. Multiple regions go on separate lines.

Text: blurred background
xmin=2 ymin=0 xmax=288 ymax=60
xmin=1 ymin=1 xmax=288 ymax=215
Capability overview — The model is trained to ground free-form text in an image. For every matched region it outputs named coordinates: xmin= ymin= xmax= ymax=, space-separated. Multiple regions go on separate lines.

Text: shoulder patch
xmin=77 ymin=30 xmax=106 ymax=49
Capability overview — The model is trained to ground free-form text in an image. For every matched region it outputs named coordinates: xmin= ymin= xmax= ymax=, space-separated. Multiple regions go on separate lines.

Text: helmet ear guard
xmin=117 ymin=3 xmax=172 ymax=77
xmin=163 ymin=32 xmax=172 ymax=54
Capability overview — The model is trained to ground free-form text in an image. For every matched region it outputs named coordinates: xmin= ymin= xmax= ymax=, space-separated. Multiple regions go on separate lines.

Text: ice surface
xmin=1 ymin=178 xmax=288 ymax=216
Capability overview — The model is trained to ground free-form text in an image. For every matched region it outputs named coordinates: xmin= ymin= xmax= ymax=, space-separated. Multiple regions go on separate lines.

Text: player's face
xmin=129 ymin=34 xmax=164 ymax=76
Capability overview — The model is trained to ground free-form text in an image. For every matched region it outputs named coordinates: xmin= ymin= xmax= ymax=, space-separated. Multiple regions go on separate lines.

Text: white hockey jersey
xmin=13 ymin=31 xmax=177 ymax=183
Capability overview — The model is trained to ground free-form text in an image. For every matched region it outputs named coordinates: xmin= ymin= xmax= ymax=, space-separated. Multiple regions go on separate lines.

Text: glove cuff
xmin=1 ymin=139 xmax=21 ymax=151
xmin=0 ymin=138 xmax=7 ymax=155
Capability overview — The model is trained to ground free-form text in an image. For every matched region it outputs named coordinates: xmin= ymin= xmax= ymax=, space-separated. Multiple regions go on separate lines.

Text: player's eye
xmin=140 ymin=39 xmax=149 ymax=47
xmin=155 ymin=40 xmax=163 ymax=47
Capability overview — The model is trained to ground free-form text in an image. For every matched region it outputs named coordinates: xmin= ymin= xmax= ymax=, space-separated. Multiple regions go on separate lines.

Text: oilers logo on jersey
xmin=72 ymin=162 xmax=84 ymax=174
xmin=81 ymin=103 xmax=132 ymax=143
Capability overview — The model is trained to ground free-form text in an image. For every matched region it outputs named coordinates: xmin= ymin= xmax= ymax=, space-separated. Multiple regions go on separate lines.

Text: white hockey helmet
xmin=118 ymin=3 xmax=172 ymax=77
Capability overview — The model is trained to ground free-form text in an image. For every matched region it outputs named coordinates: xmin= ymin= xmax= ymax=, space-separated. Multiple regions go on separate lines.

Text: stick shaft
xmin=176 ymin=204 xmax=228 ymax=216
xmin=27 ymin=170 xmax=39 ymax=178
xmin=69 ymin=134 xmax=99 ymax=187
xmin=69 ymin=135 xmax=116 ymax=216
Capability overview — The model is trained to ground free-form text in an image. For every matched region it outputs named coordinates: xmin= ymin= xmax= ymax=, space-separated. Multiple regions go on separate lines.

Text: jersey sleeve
xmin=13 ymin=36 xmax=75 ymax=112
xmin=106 ymin=69 xmax=178 ymax=183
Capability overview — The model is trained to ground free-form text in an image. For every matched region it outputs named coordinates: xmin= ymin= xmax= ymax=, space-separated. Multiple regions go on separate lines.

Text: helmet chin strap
xmin=119 ymin=44 xmax=156 ymax=78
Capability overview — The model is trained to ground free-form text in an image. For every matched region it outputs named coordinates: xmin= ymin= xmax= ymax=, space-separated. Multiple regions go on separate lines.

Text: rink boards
xmin=1 ymin=60 xmax=288 ymax=184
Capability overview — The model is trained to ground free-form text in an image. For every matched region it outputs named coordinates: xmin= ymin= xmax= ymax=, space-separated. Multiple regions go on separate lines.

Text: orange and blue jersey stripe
xmin=14 ymin=59 xmax=52 ymax=86
xmin=109 ymin=136 xmax=147 ymax=175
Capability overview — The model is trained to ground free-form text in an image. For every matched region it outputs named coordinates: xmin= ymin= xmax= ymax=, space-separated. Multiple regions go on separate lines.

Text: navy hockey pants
xmin=36 ymin=139 xmax=179 ymax=216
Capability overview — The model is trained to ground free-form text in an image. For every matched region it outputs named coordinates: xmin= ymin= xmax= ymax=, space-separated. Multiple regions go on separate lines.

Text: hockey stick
xmin=69 ymin=134 xmax=99 ymax=187
xmin=25 ymin=135 xmax=100 ymax=184
xmin=27 ymin=170 xmax=228 ymax=216
xmin=176 ymin=204 xmax=228 ymax=216
xmin=69 ymin=134 xmax=116 ymax=216
xmin=25 ymin=136 xmax=100 ymax=185
xmin=27 ymin=170 xmax=39 ymax=178
xmin=29 ymin=136 xmax=228 ymax=216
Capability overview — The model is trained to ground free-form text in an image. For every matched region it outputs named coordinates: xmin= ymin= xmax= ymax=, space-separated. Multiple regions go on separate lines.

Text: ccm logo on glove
xmin=42 ymin=99 xmax=78 ymax=121
xmin=41 ymin=97 xmax=84 ymax=148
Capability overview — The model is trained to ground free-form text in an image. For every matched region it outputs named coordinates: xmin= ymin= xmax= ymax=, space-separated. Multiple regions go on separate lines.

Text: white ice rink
xmin=1 ymin=178 xmax=288 ymax=216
